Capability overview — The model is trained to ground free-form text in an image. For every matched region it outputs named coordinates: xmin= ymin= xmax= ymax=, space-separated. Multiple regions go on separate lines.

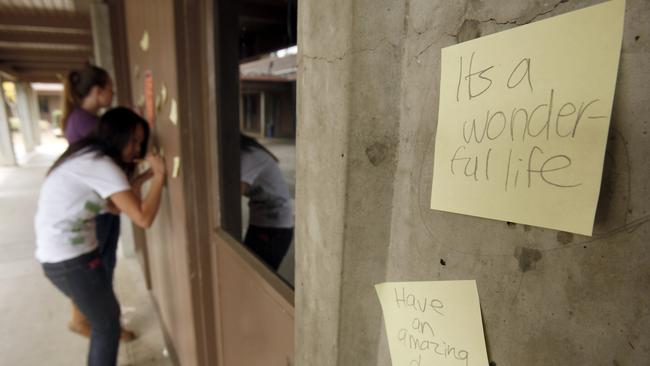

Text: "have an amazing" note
xmin=376 ymin=281 xmax=489 ymax=366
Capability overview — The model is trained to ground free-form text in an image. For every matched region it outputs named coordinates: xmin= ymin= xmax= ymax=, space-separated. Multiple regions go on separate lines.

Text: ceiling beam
xmin=0 ymin=13 xmax=91 ymax=31
xmin=0 ymin=61 xmax=85 ymax=74
xmin=0 ymin=42 xmax=92 ymax=53
xmin=11 ymin=72 xmax=65 ymax=83
xmin=0 ymin=31 xmax=93 ymax=46
xmin=0 ymin=48 xmax=91 ymax=63
xmin=0 ymin=66 xmax=67 ymax=82
xmin=0 ymin=62 xmax=67 ymax=82
xmin=0 ymin=67 xmax=17 ymax=81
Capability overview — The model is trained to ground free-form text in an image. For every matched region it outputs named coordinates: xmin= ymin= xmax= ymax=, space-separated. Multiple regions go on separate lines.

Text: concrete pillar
xmin=90 ymin=0 xmax=117 ymax=106
xmin=296 ymin=1 xmax=402 ymax=365
xmin=297 ymin=1 xmax=650 ymax=366
xmin=15 ymin=82 xmax=40 ymax=153
xmin=0 ymin=81 xmax=16 ymax=166
xmin=27 ymin=87 xmax=41 ymax=146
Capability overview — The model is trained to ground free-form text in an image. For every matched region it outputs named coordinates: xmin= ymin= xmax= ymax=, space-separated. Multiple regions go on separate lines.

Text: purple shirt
xmin=65 ymin=108 xmax=99 ymax=144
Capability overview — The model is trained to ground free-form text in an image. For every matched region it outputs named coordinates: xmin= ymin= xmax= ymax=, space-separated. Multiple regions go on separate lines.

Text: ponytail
xmin=61 ymin=71 xmax=80 ymax=133
xmin=61 ymin=65 xmax=110 ymax=133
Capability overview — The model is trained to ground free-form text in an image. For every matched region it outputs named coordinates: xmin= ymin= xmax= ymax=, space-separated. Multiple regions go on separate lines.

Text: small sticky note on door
xmin=172 ymin=156 xmax=180 ymax=178
xmin=140 ymin=31 xmax=149 ymax=51
xmin=160 ymin=83 xmax=167 ymax=105
xmin=169 ymin=99 xmax=178 ymax=126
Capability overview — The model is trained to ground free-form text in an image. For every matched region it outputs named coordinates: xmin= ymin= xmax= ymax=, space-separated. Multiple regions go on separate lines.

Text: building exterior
xmin=240 ymin=53 xmax=296 ymax=139
xmin=0 ymin=0 xmax=648 ymax=365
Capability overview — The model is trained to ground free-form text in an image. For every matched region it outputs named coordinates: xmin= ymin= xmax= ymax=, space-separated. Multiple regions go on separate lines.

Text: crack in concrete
xmin=409 ymin=0 xmax=569 ymax=63
xmin=415 ymin=41 xmax=437 ymax=61
xmin=302 ymin=54 xmax=347 ymax=64
xmin=302 ymin=37 xmax=389 ymax=64
xmin=476 ymin=0 xmax=569 ymax=26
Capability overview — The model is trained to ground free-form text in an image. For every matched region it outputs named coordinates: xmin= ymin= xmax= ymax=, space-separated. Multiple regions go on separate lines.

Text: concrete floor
xmin=0 ymin=131 xmax=172 ymax=366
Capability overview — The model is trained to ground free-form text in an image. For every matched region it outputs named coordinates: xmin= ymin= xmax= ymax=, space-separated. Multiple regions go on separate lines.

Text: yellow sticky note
xmin=376 ymin=281 xmax=488 ymax=366
xmin=172 ymin=156 xmax=180 ymax=178
xmin=136 ymin=93 xmax=145 ymax=108
xmin=430 ymin=0 xmax=625 ymax=236
xmin=160 ymin=83 xmax=168 ymax=105
xmin=169 ymin=98 xmax=178 ymax=126
xmin=140 ymin=31 xmax=149 ymax=51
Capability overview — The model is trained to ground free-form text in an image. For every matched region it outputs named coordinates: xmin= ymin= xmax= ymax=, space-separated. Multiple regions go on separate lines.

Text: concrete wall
xmin=296 ymin=1 xmax=650 ymax=365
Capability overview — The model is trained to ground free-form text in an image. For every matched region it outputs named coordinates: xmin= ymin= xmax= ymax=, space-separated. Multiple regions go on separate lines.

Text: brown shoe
xmin=70 ymin=300 xmax=137 ymax=342
xmin=69 ymin=302 xmax=91 ymax=338
xmin=68 ymin=320 xmax=91 ymax=338
xmin=120 ymin=328 xmax=137 ymax=342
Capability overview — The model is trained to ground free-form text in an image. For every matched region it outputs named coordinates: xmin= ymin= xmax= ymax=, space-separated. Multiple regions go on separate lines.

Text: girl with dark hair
xmin=35 ymin=107 xmax=165 ymax=366
xmin=62 ymin=64 xmax=113 ymax=142
xmin=240 ymin=134 xmax=293 ymax=270
xmin=61 ymin=65 xmax=134 ymax=340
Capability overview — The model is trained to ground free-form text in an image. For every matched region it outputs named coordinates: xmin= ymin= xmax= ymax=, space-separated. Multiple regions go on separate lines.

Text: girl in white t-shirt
xmin=35 ymin=107 xmax=166 ymax=366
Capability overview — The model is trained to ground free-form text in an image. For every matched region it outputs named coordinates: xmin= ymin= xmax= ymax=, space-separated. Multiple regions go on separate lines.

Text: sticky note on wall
xmin=160 ymin=83 xmax=168 ymax=105
xmin=170 ymin=99 xmax=178 ymax=126
xmin=430 ymin=0 xmax=625 ymax=235
xmin=140 ymin=31 xmax=149 ymax=51
xmin=172 ymin=156 xmax=180 ymax=178
xmin=376 ymin=281 xmax=489 ymax=366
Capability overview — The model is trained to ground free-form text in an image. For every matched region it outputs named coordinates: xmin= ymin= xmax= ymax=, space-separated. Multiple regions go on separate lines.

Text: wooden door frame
xmin=112 ymin=0 xmax=292 ymax=364
xmin=110 ymin=0 xmax=227 ymax=363
xmin=172 ymin=1 xmax=218 ymax=365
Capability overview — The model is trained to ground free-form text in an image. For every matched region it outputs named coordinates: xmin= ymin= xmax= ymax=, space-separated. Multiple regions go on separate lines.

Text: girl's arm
xmin=104 ymin=169 xmax=154 ymax=215
xmin=110 ymin=154 xmax=166 ymax=228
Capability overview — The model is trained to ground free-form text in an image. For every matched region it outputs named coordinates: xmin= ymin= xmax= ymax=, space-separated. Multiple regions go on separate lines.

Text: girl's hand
xmin=131 ymin=169 xmax=154 ymax=193
xmin=146 ymin=153 xmax=166 ymax=177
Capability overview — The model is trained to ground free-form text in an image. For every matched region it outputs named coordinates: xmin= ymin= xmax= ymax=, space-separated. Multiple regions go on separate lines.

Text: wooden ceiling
xmin=0 ymin=0 xmax=93 ymax=83
xmin=0 ymin=0 xmax=296 ymax=81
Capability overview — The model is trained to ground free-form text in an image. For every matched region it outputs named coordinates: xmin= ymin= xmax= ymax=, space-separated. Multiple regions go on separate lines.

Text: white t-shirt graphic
xmin=35 ymin=150 xmax=130 ymax=263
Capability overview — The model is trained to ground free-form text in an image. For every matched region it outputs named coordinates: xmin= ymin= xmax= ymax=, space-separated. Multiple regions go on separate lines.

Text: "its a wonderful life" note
xmin=430 ymin=0 xmax=625 ymax=236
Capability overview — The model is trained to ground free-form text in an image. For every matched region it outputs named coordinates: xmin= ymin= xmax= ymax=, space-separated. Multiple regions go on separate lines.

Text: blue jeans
xmin=43 ymin=251 xmax=121 ymax=366
xmin=96 ymin=213 xmax=120 ymax=283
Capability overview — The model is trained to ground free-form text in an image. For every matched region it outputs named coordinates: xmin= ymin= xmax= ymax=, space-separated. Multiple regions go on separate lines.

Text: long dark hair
xmin=49 ymin=107 xmax=149 ymax=177
xmin=62 ymin=64 xmax=110 ymax=132
xmin=240 ymin=133 xmax=278 ymax=162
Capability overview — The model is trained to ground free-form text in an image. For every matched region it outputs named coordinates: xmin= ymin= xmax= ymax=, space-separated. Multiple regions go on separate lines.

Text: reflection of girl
xmin=35 ymin=108 xmax=165 ymax=365
xmin=62 ymin=65 xmax=134 ymax=340
xmin=240 ymin=134 xmax=293 ymax=270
